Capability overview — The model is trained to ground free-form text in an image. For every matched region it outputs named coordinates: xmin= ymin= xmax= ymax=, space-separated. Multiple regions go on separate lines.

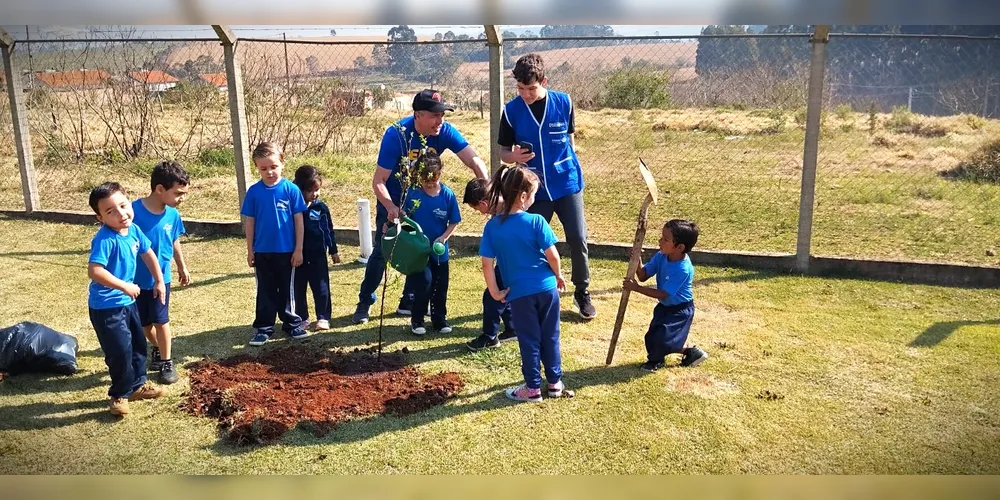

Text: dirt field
xmin=182 ymin=345 xmax=463 ymax=445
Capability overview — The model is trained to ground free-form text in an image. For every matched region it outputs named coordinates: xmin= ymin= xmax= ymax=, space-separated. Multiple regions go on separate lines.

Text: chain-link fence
xmin=2 ymin=30 xmax=999 ymax=267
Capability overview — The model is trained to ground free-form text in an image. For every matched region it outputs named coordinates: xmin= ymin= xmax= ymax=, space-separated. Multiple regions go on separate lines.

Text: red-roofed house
xmin=35 ymin=69 xmax=111 ymax=90
xmin=130 ymin=70 xmax=179 ymax=93
xmin=199 ymin=73 xmax=228 ymax=93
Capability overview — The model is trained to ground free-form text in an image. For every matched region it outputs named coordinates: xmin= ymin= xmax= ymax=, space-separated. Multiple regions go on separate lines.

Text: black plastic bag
xmin=0 ymin=322 xmax=79 ymax=376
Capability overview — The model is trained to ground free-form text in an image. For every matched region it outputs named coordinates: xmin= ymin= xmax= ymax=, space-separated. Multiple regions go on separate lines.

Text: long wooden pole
xmin=606 ymin=193 xmax=654 ymax=365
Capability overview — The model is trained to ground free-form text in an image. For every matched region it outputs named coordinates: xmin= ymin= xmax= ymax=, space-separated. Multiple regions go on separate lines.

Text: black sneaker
xmin=466 ymin=334 xmax=500 ymax=352
xmin=574 ymin=289 xmax=597 ymax=320
xmin=681 ymin=346 xmax=708 ymax=367
xmin=396 ymin=298 xmax=413 ymax=316
xmin=640 ymin=360 xmax=665 ymax=372
xmin=158 ymin=359 xmax=179 ymax=384
xmin=148 ymin=347 xmax=163 ymax=372
xmin=433 ymin=322 xmax=453 ymax=334
xmin=351 ymin=303 xmax=370 ymax=324
xmin=497 ymin=330 xmax=517 ymax=343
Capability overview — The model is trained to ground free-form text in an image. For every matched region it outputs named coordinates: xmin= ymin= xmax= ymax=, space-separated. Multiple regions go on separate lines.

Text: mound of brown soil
xmin=181 ymin=346 xmax=463 ymax=445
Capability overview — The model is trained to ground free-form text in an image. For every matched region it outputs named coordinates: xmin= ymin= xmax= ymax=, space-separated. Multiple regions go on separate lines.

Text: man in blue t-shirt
xmin=499 ymin=53 xmax=596 ymax=321
xmin=352 ymin=89 xmax=489 ymax=324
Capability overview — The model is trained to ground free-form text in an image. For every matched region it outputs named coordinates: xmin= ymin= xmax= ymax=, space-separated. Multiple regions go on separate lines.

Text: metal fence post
xmin=212 ymin=25 xmax=251 ymax=214
xmin=1 ymin=30 xmax=40 ymax=213
xmin=795 ymin=25 xmax=830 ymax=274
xmin=484 ymin=25 xmax=503 ymax=175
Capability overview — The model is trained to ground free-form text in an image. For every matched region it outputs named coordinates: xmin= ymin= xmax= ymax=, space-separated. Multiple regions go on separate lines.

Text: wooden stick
xmin=606 ymin=193 xmax=654 ymax=365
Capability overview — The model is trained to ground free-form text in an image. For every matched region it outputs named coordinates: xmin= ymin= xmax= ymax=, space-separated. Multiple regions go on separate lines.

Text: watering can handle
xmin=384 ymin=216 xmax=423 ymax=241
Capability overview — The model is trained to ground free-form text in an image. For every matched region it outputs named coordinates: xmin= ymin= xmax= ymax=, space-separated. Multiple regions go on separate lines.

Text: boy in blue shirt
xmin=463 ymin=178 xmax=517 ymax=351
xmin=352 ymin=89 xmax=488 ymax=325
xmin=402 ymin=153 xmax=461 ymax=335
xmin=133 ymin=160 xmax=189 ymax=384
xmin=241 ymin=142 xmax=309 ymax=346
xmin=87 ymin=182 xmax=167 ymax=416
xmin=623 ymin=219 xmax=708 ymax=371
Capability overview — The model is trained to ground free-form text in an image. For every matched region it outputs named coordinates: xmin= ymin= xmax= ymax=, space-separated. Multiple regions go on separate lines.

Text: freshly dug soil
xmin=181 ymin=346 xmax=463 ymax=445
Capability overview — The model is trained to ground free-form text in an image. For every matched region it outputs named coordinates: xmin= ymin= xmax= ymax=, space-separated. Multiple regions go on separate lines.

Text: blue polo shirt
xmin=642 ymin=252 xmax=695 ymax=306
xmin=479 ymin=212 xmax=558 ymax=301
xmin=88 ymin=224 xmax=152 ymax=309
xmin=376 ymin=116 xmax=470 ymax=207
xmin=405 ymin=183 xmax=462 ymax=263
xmin=240 ymin=178 xmax=307 ymax=253
xmin=132 ymin=200 xmax=185 ymax=290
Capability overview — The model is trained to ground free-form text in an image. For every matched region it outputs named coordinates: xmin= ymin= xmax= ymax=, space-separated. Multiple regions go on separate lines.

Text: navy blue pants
xmin=645 ymin=301 xmax=695 ymax=364
xmin=294 ymin=248 xmax=331 ymax=322
xmin=528 ymin=191 xmax=590 ymax=290
xmin=410 ymin=259 xmax=449 ymax=327
xmin=136 ymin=283 xmax=171 ymax=326
xmin=253 ymin=252 xmax=305 ymax=335
xmin=482 ymin=265 xmax=514 ymax=339
xmin=89 ymin=304 xmax=148 ymax=399
xmin=509 ymin=288 xmax=562 ymax=389
xmin=357 ymin=207 xmax=415 ymax=307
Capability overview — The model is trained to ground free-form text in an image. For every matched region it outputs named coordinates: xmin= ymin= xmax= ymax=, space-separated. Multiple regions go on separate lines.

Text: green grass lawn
xmin=0 ymin=216 xmax=998 ymax=474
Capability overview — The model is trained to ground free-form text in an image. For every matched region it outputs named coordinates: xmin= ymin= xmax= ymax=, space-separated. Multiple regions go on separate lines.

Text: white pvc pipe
xmin=357 ymin=198 xmax=372 ymax=264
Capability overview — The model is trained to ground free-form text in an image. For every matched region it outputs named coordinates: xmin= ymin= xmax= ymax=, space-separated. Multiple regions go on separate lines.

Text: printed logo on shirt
xmin=131 ymin=240 xmax=140 ymax=255
xmin=406 ymin=146 xmax=440 ymax=162
xmin=549 ymin=121 xmax=566 ymax=128
xmin=163 ymin=222 xmax=173 ymax=235
xmin=433 ymin=207 xmax=448 ymax=221
xmin=309 ymin=209 xmax=321 ymax=221
xmin=276 ymin=199 xmax=290 ymax=212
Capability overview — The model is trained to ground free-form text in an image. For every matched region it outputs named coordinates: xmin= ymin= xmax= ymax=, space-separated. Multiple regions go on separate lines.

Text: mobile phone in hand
xmin=517 ymin=141 xmax=533 ymax=154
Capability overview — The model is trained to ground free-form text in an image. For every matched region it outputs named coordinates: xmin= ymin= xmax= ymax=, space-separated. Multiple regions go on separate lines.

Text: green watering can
xmin=381 ymin=215 xmax=431 ymax=275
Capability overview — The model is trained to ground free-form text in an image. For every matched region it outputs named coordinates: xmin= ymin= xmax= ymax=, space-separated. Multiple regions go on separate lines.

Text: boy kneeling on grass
xmin=87 ymin=182 xmax=167 ymax=417
xmin=623 ymin=219 xmax=708 ymax=372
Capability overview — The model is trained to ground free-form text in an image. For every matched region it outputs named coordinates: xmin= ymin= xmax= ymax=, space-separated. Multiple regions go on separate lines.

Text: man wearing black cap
xmin=352 ymin=89 xmax=489 ymax=324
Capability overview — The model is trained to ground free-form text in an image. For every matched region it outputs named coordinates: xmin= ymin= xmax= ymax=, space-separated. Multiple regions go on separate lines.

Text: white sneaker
xmin=315 ymin=319 xmax=330 ymax=331
xmin=410 ymin=325 xmax=426 ymax=336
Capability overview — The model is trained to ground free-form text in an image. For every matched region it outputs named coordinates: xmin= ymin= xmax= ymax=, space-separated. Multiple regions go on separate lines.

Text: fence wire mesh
xmin=816 ymin=35 xmax=1000 ymax=265
xmin=2 ymin=31 xmax=999 ymax=267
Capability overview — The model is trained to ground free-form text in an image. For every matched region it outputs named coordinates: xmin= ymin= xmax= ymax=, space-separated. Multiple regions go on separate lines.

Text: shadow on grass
xmin=0 ymin=370 xmax=112 ymax=430
xmin=0 ymin=248 xmax=89 ymax=269
xmin=909 ymin=319 xmax=1000 ymax=348
xmin=203 ymin=358 xmax=648 ymax=455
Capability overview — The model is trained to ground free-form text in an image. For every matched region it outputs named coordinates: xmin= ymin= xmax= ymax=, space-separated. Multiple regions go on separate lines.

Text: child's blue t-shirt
xmin=642 ymin=252 xmax=695 ymax=306
xmin=132 ymin=200 xmax=185 ymax=290
xmin=376 ymin=116 xmax=470 ymax=206
xmin=479 ymin=212 xmax=558 ymax=301
xmin=404 ymin=184 xmax=462 ymax=263
xmin=240 ymin=178 xmax=307 ymax=253
xmin=88 ymin=224 xmax=152 ymax=310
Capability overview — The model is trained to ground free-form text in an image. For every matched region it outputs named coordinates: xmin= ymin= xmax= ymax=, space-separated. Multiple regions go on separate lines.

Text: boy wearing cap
xmin=352 ymin=89 xmax=489 ymax=325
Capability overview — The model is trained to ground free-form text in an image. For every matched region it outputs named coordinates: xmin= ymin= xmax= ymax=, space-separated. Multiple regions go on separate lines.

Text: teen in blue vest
xmin=499 ymin=53 xmax=596 ymax=321
xmin=352 ymin=89 xmax=489 ymax=325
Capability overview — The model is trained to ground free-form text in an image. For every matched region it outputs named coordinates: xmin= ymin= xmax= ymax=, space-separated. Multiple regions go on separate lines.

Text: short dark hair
xmin=463 ymin=178 xmax=488 ymax=206
xmin=293 ymin=164 xmax=322 ymax=192
xmin=150 ymin=160 xmax=190 ymax=192
xmin=512 ymin=53 xmax=545 ymax=85
xmin=89 ymin=182 xmax=127 ymax=213
xmin=666 ymin=219 xmax=699 ymax=254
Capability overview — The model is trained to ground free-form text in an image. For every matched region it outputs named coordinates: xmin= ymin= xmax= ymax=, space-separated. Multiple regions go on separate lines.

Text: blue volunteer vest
xmin=504 ymin=90 xmax=584 ymax=202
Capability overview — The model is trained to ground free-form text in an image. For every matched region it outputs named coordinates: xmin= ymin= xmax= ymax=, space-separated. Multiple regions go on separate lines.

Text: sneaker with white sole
xmin=466 ymin=334 xmax=500 ymax=352
xmin=289 ymin=329 xmax=309 ymax=340
xmin=351 ymin=303 xmax=370 ymax=324
xmin=681 ymin=346 xmax=708 ymax=367
xmin=248 ymin=330 xmax=271 ymax=346
xmin=410 ymin=324 xmax=427 ymax=336
xmin=574 ymin=289 xmax=597 ymax=320
xmin=434 ymin=322 xmax=453 ymax=334
xmin=547 ymin=380 xmax=565 ymax=398
xmin=315 ymin=319 xmax=330 ymax=331
xmin=505 ymin=384 xmax=543 ymax=403
xmin=498 ymin=330 xmax=517 ymax=343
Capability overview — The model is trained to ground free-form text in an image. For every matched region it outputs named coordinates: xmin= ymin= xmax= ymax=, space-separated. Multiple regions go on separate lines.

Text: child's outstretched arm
xmin=244 ymin=216 xmax=256 ymax=267
xmin=89 ymin=263 xmax=140 ymax=300
xmin=139 ymin=249 xmax=167 ymax=304
xmin=623 ymin=278 xmax=668 ymax=301
xmin=438 ymin=222 xmax=460 ymax=243
xmin=542 ymin=245 xmax=567 ymax=292
xmin=291 ymin=212 xmax=304 ymax=267
xmin=482 ymin=257 xmax=509 ymax=302
xmin=173 ymin=238 xmax=191 ymax=286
